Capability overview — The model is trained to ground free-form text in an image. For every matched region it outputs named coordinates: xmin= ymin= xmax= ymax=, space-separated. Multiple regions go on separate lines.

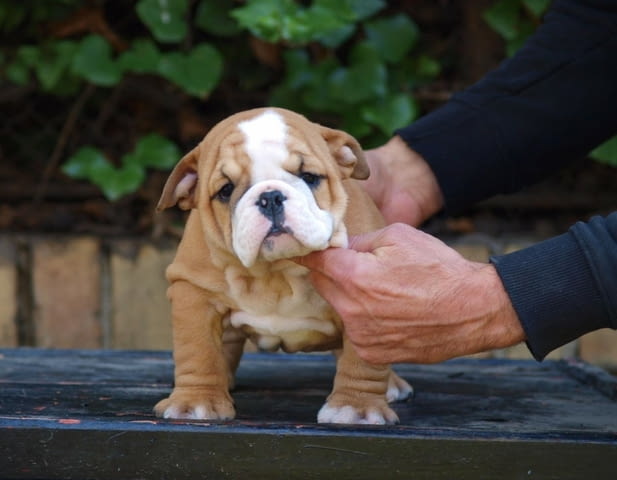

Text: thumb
xmin=293 ymin=247 xmax=360 ymax=280
xmin=349 ymin=223 xmax=417 ymax=255
xmin=348 ymin=223 xmax=407 ymax=253
xmin=347 ymin=230 xmax=385 ymax=253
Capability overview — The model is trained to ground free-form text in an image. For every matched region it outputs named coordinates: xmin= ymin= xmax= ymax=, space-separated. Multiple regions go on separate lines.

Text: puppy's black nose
xmin=257 ymin=190 xmax=287 ymax=221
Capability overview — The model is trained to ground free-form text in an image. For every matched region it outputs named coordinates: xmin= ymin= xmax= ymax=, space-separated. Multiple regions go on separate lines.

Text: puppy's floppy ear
xmin=319 ymin=126 xmax=370 ymax=180
xmin=156 ymin=146 xmax=200 ymax=212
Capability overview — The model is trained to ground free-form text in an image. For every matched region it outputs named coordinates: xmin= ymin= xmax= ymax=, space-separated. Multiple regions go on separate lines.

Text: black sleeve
xmin=490 ymin=213 xmax=617 ymax=360
xmin=396 ymin=0 xmax=617 ymax=212
xmin=395 ymin=0 xmax=617 ymax=359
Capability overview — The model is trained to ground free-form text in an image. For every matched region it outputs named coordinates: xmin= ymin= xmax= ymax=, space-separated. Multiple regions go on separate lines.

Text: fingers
xmin=295 ymin=224 xmax=415 ymax=277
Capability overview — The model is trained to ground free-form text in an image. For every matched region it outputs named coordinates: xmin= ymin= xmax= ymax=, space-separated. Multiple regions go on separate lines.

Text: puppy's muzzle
xmin=257 ymin=190 xmax=288 ymax=234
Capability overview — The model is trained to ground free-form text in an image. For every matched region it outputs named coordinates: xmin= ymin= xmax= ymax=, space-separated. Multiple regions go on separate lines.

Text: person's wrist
xmin=476 ymin=263 xmax=526 ymax=351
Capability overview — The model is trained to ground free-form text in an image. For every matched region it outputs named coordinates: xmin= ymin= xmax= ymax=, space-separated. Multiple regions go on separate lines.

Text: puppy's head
xmin=157 ymin=108 xmax=369 ymax=268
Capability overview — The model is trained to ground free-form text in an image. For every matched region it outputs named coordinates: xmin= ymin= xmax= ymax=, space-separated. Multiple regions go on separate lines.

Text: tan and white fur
xmin=155 ymin=107 xmax=412 ymax=424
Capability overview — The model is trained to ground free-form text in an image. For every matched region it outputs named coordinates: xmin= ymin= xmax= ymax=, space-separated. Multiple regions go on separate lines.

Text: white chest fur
xmin=225 ymin=262 xmax=340 ymax=352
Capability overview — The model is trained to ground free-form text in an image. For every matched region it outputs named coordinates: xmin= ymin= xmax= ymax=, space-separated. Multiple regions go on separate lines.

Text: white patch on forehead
xmin=238 ymin=110 xmax=289 ymax=183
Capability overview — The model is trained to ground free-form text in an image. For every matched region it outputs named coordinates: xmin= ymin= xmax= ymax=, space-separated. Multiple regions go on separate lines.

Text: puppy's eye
xmin=299 ymin=172 xmax=322 ymax=189
xmin=215 ymin=182 xmax=234 ymax=202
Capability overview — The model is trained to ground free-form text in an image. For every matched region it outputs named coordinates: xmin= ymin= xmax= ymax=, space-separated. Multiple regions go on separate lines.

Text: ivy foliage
xmin=483 ymin=0 xmax=551 ymax=56
xmin=1 ymin=0 xmax=438 ymax=200
xmin=225 ymin=0 xmax=437 ymax=142
xmin=1 ymin=0 xmax=614 ymax=201
xmin=62 ymin=134 xmax=181 ymax=201
xmin=590 ymin=137 xmax=617 ymax=168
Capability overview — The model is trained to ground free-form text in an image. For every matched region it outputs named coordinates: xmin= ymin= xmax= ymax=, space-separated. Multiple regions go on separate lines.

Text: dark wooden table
xmin=1 ymin=348 xmax=616 ymax=479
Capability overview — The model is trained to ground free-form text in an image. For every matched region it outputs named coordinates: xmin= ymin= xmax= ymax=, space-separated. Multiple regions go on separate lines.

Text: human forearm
xmin=396 ymin=0 xmax=617 ymax=214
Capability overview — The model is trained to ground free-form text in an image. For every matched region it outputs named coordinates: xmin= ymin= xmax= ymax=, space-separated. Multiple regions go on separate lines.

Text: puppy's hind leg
xmin=318 ymin=337 xmax=399 ymax=425
xmin=387 ymin=370 xmax=413 ymax=403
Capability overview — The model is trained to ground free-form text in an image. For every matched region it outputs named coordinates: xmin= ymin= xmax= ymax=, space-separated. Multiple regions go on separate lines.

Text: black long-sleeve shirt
xmin=396 ymin=0 xmax=617 ymax=359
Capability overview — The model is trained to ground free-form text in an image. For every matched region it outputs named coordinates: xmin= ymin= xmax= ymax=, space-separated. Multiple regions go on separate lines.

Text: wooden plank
xmin=0 ymin=348 xmax=616 ymax=479
xmin=3 ymin=426 xmax=616 ymax=479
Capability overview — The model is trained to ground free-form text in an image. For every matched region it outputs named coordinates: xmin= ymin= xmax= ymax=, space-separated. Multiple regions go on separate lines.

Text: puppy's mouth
xmin=262 ymin=223 xmax=294 ymax=249
xmin=266 ymin=223 xmax=292 ymax=238
xmin=259 ymin=222 xmax=304 ymax=259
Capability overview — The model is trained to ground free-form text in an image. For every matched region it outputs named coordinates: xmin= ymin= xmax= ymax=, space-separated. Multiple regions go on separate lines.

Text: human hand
xmin=296 ymin=223 xmax=525 ymax=364
xmin=362 ymin=136 xmax=444 ymax=227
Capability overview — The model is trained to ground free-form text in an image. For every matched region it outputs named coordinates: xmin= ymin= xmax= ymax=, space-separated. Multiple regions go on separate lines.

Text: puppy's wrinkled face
xmin=228 ymin=110 xmax=336 ymax=266
xmin=157 ymin=108 xmax=369 ymax=268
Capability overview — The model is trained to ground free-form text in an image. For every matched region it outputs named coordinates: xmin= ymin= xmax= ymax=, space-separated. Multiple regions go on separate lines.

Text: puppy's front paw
xmin=154 ymin=387 xmax=235 ymax=420
xmin=317 ymin=397 xmax=399 ymax=425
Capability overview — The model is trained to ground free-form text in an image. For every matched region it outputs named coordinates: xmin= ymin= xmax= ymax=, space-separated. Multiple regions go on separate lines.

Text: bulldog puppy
xmin=154 ymin=107 xmax=412 ymax=424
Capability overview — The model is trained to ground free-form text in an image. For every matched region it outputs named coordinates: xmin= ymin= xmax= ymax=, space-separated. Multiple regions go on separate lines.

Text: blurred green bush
xmin=0 ymin=0 xmax=614 ymax=201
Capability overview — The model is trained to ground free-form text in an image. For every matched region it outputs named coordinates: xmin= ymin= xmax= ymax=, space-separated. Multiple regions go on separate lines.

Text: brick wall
xmin=0 ymin=234 xmax=615 ymax=370
xmin=0 ymin=235 xmax=175 ymax=350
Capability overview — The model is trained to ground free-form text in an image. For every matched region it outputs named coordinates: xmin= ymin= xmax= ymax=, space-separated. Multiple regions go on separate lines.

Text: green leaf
xmin=6 ymin=61 xmax=30 ymax=85
xmin=280 ymin=13 xmax=315 ymax=43
xmin=11 ymin=42 xmax=81 ymax=92
xmin=349 ymin=40 xmax=381 ymax=65
xmin=346 ymin=0 xmax=386 ymax=21
xmin=62 ymin=147 xmax=110 ymax=180
xmin=294 ymin=58 xmax=339 ymax=111
xmin=330 ymin=42 xmax=386 ymax=103
xmin=14 ymin=45 xmax=40 ymax=84
xmin=411 ymin=54 xmax=441 ymax=79
xmin=157 ymin=53 xmax=186 ymax=86
xmin=318 ymin=24 xmax=356 ymax=48
xmin=62 ymin=146 xmax=147 ymax=201
xmin=117 ymin=38 xmax=160 ymax=73
xmin=231 ymin=0 xmax=297 ymax=43
xmin=157 ymin=43 xmax=223 ymax=98
xmin=231 ymin=0 xmax=359 ymax=45
xmin=483 ymin=0 xmax=521 ymax=41
xmin=341 ymin=108 xmax=373 ymax=139
xmin=522 ymin=0 xmax=550 ymax=18
xmin=16 ymin=45 xmax=40 ymax=67
xmin=71 ymin=35 xmax=121 ymax=86
xmin=361 ymin=93 xmax=418 ymax=136
xmin=132 ymin=133 xmax=181 ymax=169
xmin=590 ymin=136 xmax=617 ymax=167
xmin=364 ymin=14 xmax=419 ymax=64
xmin=505 ymin=19 xmax=535 ymax=56
xmin=36 ymin=41 xmax=77 ymax=91
xmin=195 ymin=0 xmax=241 ymax=37
xmin=281 ymin=49 xmax=313 ymax=89
xmin=312 ymin=0 xmax=356 ymax=22
xmin=327 ymin=63 xmax=387 ymax=104
xmin=99 ymin=161 xmax=146 ymax=201
xmin=231 ymin=0 xmax=380 ymax=45
xmin=136 ymin=0 xmax=188 ymax=43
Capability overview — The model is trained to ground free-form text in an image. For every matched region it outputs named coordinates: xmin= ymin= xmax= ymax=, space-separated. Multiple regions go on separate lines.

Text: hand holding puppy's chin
xmin=294 ymin=223 xmax=526 ymax=365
